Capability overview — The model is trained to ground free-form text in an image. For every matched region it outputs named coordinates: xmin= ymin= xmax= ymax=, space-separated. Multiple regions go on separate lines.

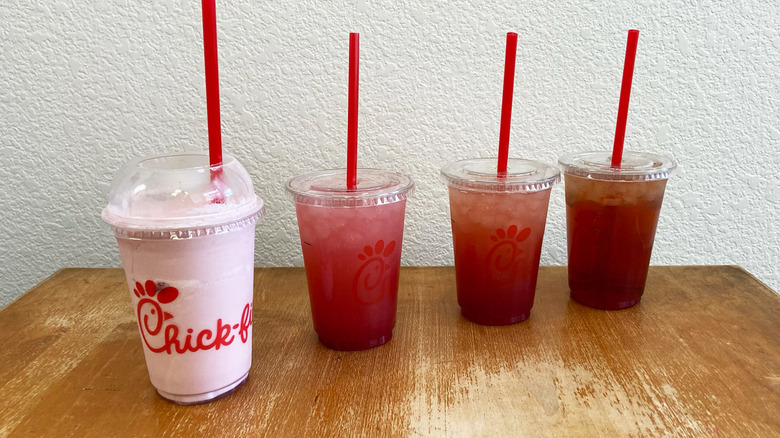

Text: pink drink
xmin=116 ymin=226 xmax=254 ymax=402
xmin=287 ymin=169 xmax=413 ymax=350
xmin=442 ymin=158 xmax=560 ymax=325
xmin=295 ymin=201 xmax=405 ymax=350
xmin=103 ymin=153 xmax=263 ymax=404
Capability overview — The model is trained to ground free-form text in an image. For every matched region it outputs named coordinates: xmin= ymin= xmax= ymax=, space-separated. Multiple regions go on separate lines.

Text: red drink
xmin=565 ymin=175 xmax=667 ymax=309
xmin=449 ymin=188 xmax=552 ymax=324
xmin=287 ymin=169 xmax=413 ymax=350
xmin=443 ymin=158 xmax=560 ymax=325
xmin=559 ymin=152 xmax=676 ymax=310
xmin=294 ymin=201 xmax=406 ymax=350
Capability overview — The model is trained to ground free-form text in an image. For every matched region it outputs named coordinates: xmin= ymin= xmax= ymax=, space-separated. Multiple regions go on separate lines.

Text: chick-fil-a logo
xmin=133 ymin=280 xmax=252 ymax=355
xmin=353 ymin=239 xmax=396 ymax=305
xmin=486 ymin=225 xmax=532 ymax=272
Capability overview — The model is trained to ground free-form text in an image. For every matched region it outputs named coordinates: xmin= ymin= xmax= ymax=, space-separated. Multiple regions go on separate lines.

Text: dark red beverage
xmin=564 ymin=174 xmax=668 ymax=310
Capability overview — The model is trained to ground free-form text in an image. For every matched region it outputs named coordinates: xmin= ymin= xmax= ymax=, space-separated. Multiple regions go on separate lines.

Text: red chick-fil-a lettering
xmin=137 ymin=296 xmax=252 ymax=355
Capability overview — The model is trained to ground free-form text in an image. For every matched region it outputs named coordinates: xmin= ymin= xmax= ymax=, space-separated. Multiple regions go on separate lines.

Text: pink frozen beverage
xmin=103 ymin=153 xmax=264 ymax=404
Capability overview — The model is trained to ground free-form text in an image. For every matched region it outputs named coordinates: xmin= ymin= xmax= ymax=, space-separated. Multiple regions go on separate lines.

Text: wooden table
xmin=1 ymin=267 xmax=778 ymax=437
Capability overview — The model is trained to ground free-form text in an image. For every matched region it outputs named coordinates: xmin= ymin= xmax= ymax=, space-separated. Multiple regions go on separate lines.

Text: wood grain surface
xmin=0 ymin=266 xmax=778 ymax=437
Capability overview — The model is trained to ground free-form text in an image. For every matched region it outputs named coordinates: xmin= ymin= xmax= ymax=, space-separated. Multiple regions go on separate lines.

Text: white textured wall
xmin=1 ymin=0 xmax=779 ymax=307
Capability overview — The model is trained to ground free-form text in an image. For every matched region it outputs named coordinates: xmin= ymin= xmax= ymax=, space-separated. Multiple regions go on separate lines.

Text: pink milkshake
xmin=103 ymin=153 xmax=263 ymax=404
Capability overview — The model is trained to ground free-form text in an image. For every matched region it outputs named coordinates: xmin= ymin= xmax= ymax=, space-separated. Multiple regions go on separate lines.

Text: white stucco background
xmin=1 ymin=0 xmax=778 ymax=307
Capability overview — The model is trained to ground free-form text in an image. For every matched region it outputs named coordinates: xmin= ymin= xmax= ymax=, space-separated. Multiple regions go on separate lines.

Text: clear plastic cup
xmin=286 ymin=169 xmax=413 ymax=351
xmin=102 ymin=153 xmax=264 ymax=404
xmin=558 ymin=151 xmax=676 ymax=310
xmin=441 ymin=158 xmax=560 ymax=325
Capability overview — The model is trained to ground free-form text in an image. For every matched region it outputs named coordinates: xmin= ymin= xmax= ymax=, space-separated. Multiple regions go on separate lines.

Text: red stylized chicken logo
xmin=353 ymin=240 xmax=396 ymax=305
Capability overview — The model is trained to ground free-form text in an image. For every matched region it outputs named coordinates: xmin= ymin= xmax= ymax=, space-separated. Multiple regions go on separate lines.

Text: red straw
xmin=497 ymin=32 xmax=518 ymax=176
xmin=611 ymin=29 xmax=639 ymax=168
xmin=347 ymin=33 xmax=360 ymax=189
xmin=202 ymin=0 xmax=222 ymax=167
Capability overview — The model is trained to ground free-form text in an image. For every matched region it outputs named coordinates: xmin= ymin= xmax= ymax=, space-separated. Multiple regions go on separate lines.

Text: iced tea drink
xmin=287 ymin=169 xmax=413 ymax=350
xmin=442 ymin=158 xmax=560 ymax=325
xmin=559 ymin=151 xmax=676 ymax=310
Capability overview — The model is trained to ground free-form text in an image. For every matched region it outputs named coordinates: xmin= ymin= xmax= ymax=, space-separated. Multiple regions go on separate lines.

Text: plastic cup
xmin=558 ymin=151 xmax=676 ymax=310
xmin=441 ymin=158 xmax=560 ymax=325
xmin=102 ymin=153 xmax=264 ymax=404
xmin=286 ymin=169 xmax=413 ymax=351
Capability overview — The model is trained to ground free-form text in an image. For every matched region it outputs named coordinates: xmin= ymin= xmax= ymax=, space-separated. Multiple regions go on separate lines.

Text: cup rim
xmin=558 ymin=151 xmax=677 ymax=181
xmin=286 ymin=168 xmax=414 ymax=208
xmin=441 ymin=158 xmax=560 ymax=193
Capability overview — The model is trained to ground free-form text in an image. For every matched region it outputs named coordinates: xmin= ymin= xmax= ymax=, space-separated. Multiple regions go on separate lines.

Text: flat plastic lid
xmin=286 ymin=169 xmax=414 ymax=207
xmin=102 ymin=153 xmax=264 ymax=238
xmin=558 ymin=151 xmax=677 ymax=181
xmin=441 ymin=158 xmax=560 ymax=193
